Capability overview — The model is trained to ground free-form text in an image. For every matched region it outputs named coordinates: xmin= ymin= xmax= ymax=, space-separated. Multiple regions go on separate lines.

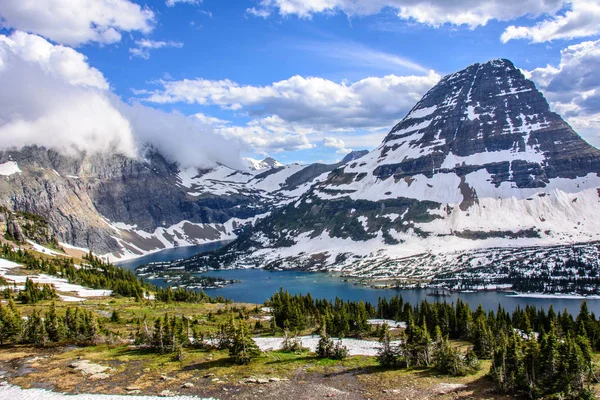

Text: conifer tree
xmin=229 ymin=319 xmax=260 ymax=365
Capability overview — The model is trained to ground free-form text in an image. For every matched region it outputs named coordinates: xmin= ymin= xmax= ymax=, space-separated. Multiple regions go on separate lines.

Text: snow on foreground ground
xmin=0 ymin=383 xmax=217 ymax=400
xmin=0 ymin=258 xmax=111 ymax=301
xmin=254 ymin=335 xmax=390 ymax=357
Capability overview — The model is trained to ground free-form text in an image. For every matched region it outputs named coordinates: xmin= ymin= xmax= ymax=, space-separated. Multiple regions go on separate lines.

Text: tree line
xmin=1 ymin=244 xmax=223 ymax=304
xmin=0 ymin=300 xmax=103 ymax=346
xmin=269 ymin=289 xmax=599 ymax=399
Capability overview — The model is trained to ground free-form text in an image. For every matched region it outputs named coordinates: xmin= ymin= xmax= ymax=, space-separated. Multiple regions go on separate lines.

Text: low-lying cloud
xmin=0 ymin=31 xmax=243 ymax=169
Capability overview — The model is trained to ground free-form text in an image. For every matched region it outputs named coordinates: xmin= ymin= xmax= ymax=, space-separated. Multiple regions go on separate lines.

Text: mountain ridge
xmin=169 ymin=58 xmax=600 ymax=281
xmin=0 ymin=147 xmax=344 ymax=259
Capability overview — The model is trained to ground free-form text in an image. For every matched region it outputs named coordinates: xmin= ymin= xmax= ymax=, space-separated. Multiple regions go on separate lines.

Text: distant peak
xmin=245 ymin=157 xmax=283 ymax=171
xmin=261 ymin=157 xmax=283 ymax=168
xmin=341 ymin=150 xmax=369 ymax=164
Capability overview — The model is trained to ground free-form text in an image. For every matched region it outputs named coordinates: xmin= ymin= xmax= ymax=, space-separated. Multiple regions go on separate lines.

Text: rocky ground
xmin=0 ymin=345 xmax=519 ymax=400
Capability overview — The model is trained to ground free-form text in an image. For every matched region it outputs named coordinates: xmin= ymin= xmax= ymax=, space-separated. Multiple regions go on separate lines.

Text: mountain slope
xmin=176 ymin=59 xmax=600 ymax=279
xmin=0 ymin=147 xmax=332 ymax=260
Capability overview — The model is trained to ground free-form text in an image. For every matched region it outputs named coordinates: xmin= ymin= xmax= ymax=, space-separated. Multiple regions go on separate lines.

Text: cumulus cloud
xmin=323 ymin=137 xmax=351 ymax=154
xmin=502 ymin=1 xmax=600 ymax=43
xmin=137 ymin=69 xmax=440 ymax=154
xmin=0 ymin=0 xmax=154 ymax=46
xmin=202 ymin=115 xmax=315 ymax=154
xmin=140 ymin=71 xmax=441 ymax=132
xmin=0 ymin=31 xmax=135 ymax=157
xmin=118 ymin=102 xmax=243 ymax=169
xmin=528 ymin=39 xmax=600 ymax=146
xmin=248 ymin=0 xmax=564 ymax=29
xmin=0 ymin=31 xmax=242 ymax=169
xmin=129 ymin=39 xmax=184 ymax=60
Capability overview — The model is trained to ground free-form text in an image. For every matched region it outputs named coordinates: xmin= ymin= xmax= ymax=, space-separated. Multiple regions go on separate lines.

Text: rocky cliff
xmin=0 ymin=146 xmax=332 ymax=258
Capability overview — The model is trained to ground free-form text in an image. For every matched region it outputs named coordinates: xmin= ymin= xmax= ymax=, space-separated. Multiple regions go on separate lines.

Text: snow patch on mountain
xmin=0 ymin=161 xmax=21 ymax=176
xmin=245 ymin=157 xmax=284 ymax=170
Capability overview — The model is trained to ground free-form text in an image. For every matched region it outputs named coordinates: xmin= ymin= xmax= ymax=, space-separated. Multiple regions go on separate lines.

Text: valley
xmin=2 ymin=1 xmax=600 ymax=398
xmin=0 ymin=239 xmax=599 ymax=400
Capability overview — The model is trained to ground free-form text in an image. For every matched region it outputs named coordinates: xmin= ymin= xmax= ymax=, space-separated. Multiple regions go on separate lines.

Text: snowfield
xmin=253 ymin=335 xmax=396 ymax=356
xmin=0 ymin=383 xmax=216 ymax=400
xmin=0 ymin=258 xmax=112 ymax=300
xmin=0 ymin=161 xmax=21 ymax=176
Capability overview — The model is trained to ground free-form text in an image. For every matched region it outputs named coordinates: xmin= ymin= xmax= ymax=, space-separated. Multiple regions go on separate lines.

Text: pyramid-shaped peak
xmin=341 ymin=58 xmax=600 ymax=191
xmin=386 ymin=58 xmax=549 ymax=146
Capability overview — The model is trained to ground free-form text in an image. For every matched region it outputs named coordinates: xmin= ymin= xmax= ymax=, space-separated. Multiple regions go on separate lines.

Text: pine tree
xmin=472 ymin=314 xmax=494 ymax=359
xmin=44 ymin=302 xmax=62 ymax=342
xmin=0 ymin=299 xmax=21 ymax=344
xmin=377 ymin=328 xmax=402 ymax=367
xmin=317 ymin=323 xmax=334 ymax=358
xmin=110 ymin=309 xmax=121 ymax=323
xmin=229 ymin=319 xmax=260 ymax=365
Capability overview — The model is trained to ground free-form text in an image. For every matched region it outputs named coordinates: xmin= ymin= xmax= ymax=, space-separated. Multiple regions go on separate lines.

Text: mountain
xmin=245 ymin=157 xmax=284 ymax=171
xmin=175 ymin=59 xmax=600 ymax=281
xmin=341 ymin=150 xmax=369 ymax=164
xmin=0 ymin=147 xmax=332 ymax=260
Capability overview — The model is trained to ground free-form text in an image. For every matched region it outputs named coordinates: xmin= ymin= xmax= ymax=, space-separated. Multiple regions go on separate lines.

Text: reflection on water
xmin=115 ymin=241 xmax=233 ymax=272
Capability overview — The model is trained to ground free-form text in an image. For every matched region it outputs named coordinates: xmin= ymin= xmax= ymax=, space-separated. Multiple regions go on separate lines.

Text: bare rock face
xmin=6 ymin=218 xmax=24 ymax=242
xmin=179 ymin=59 xmax=600 ymax=277
xmin=0 ymin=145 xmax=328 ymax=256
xmin=0 ymin=147 xmax=267 ymax=254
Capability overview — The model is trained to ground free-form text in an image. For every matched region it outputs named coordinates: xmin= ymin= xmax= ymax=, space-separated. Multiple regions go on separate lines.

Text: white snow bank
xmin=59 ymin=242 xmax=90 ymax=253
xmin=0 ymin=258 xmax=21 ymax=274
xmin=0 ymin=383 xmax=216 ymax=400
xmin=0 ymin=258 xmax=111 ymax=298
xmin=367 ymin=319 xmax=407 ymax=329
xmin=27 ymin=240 xmax=64 ymax=256
xmin=0 ymin=161 xmax=21 ymax=176
xmin=253 ymin=335 xmax=391 ymax=356
xmin=507 ymin=293 xmax=600 ymax=300
xmin=58 ymin=294 xmax=85 ymax=302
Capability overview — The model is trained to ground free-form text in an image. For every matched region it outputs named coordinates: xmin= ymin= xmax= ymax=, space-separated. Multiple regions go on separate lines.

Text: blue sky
xmin=0 ymin=0 xmax=599 ymax=167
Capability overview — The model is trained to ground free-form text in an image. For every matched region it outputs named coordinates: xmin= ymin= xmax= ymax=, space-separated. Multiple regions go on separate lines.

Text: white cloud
xmin=218 ymin=116 xmax=315 ymax=154
xmin=0 ymin=31 xmax=134 ymax=157
xmin=166 ymin=0 xmax=202 ymax=6
xmin=129 ymin=39 xmax=184 ymax=59
xmin=246 ymin=7 xmax=273 ymax=18
xmin=528 ymin=39 xmax=600 ymax=146
xmin=0 ymin=0 xmax=155 ymax=46
xmin=194 ymin=112 xmax=230 ymax=127
xmin=249 ymin=0 xmax=564 ymax=29
xmin=140 ymin=71 xmax=441 ymax=131
xmin=138 ymin=70 xmax=440 ymax=154
xmin=323 ymin=137 xmax=351 ymax=154
xmin=502 ymin=1 xmax=600 ymax=43
xmin=0 ymin=31 xmax=242 ymax=169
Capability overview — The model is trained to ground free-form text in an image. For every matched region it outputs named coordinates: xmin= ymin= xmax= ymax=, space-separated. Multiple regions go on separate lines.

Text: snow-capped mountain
xmin=0 ymin=147 xmax=333 ymax=260
xmin=176 ymin=59 xmax=600 ymax=279
xmin=340 ymin=150 xmax=369 ymax=164
xmin=245 ymin=157 xmax=284 ymax=171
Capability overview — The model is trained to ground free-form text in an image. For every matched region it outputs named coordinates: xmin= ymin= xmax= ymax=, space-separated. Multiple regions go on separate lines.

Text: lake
xmin=117 ymin=243 xmax=600 ymax=316
xmin=115 ymin=241 xmax=233 ymax=271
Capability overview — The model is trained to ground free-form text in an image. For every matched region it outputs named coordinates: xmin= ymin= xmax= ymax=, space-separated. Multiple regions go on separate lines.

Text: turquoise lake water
xmin=117 ymin=243 xmax=600 ymax=316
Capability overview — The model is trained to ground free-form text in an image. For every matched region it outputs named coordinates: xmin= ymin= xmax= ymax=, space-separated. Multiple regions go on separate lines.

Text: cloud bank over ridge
xmin=0 ymin=31 xmax=243 ymax=169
